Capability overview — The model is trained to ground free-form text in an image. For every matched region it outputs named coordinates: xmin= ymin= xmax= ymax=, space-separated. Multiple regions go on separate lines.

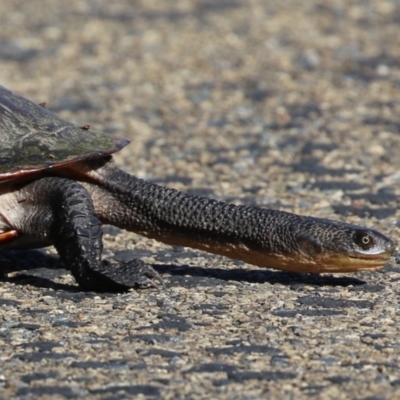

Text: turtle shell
xmin=0 ymin=85 xmax=130 ymax=181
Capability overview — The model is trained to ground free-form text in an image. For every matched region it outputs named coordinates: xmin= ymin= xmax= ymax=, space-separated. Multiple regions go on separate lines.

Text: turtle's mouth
xmin=240 ymin=245 xmax=396 ymax=273
xmin=309 ymin=250 xmax=395 ymax=272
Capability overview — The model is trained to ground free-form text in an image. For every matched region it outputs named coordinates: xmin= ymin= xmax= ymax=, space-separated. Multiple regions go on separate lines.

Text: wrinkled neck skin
xmin=60 ymin=158 xmax=395 ymax=274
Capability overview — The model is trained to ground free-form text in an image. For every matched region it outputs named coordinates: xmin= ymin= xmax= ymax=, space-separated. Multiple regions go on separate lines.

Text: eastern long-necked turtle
xmin=0 ymin=86 xmax=395 ymax=291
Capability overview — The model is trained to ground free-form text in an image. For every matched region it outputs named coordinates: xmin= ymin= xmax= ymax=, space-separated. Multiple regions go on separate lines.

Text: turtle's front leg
xmin=8 ymin=177 xmax=160 ymax=291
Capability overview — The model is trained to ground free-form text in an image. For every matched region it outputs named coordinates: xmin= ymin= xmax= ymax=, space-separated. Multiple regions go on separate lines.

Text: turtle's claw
xmin=123 ymin=260 xmax=165 ymax=290
xmin=88 ymin=259 xmax=164 ymax=292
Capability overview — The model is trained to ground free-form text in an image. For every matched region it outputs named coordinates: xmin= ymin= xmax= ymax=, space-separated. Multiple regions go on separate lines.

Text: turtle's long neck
xmin=75 ymin=160 xmax=394 ymax=272
xmin=65 ymin=160 xmax=395 ymax=273
xmin=82 ymin=161 xmax=302 ymax=268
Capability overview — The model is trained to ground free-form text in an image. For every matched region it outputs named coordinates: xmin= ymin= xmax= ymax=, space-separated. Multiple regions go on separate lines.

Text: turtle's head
xmin=290 ymin=218 xmax=396 ymax=273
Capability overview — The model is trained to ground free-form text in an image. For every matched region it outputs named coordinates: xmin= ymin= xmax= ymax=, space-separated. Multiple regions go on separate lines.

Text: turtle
xmin=0 ymin=85 xmax=395 ymax=291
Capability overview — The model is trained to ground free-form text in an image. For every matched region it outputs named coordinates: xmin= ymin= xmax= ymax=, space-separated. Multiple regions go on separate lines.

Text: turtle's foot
xmin=89 ymin=259 xmax=164 ymax=292
xmin=105 ymin=259 xmax=164 ymax=289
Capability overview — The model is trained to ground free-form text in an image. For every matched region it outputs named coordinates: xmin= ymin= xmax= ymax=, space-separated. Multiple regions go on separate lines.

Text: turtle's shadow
xmin=0 ymin=249 xmax=367 ymax=294
xmin=159 ymin=264 xmax=366 ymax=288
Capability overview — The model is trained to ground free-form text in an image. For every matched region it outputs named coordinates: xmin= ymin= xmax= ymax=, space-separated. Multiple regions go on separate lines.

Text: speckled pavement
xmin=1 ymin=1 xmax=400 ymax=399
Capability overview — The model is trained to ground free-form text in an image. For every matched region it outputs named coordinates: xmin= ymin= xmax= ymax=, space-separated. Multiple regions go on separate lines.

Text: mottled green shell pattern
xmin=0 ymin=85 xmax=129 ymax=180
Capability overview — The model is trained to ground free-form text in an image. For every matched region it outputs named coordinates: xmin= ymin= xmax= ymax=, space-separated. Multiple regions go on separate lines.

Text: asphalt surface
xmin=1 ymin=1 xmax=400 ymax=399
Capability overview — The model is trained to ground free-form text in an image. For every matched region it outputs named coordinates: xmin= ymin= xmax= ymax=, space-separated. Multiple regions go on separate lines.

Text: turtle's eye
xmin=353 ymin=231 xmax=375 ymax=250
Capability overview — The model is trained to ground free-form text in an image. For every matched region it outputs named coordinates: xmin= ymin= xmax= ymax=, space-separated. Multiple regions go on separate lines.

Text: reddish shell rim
xmin=0 ymin=137 xmax=130 ymax=182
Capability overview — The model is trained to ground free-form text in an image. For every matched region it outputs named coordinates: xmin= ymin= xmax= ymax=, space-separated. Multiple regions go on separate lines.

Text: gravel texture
xmin=1 ymin=0 xmax=400 ymax=399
